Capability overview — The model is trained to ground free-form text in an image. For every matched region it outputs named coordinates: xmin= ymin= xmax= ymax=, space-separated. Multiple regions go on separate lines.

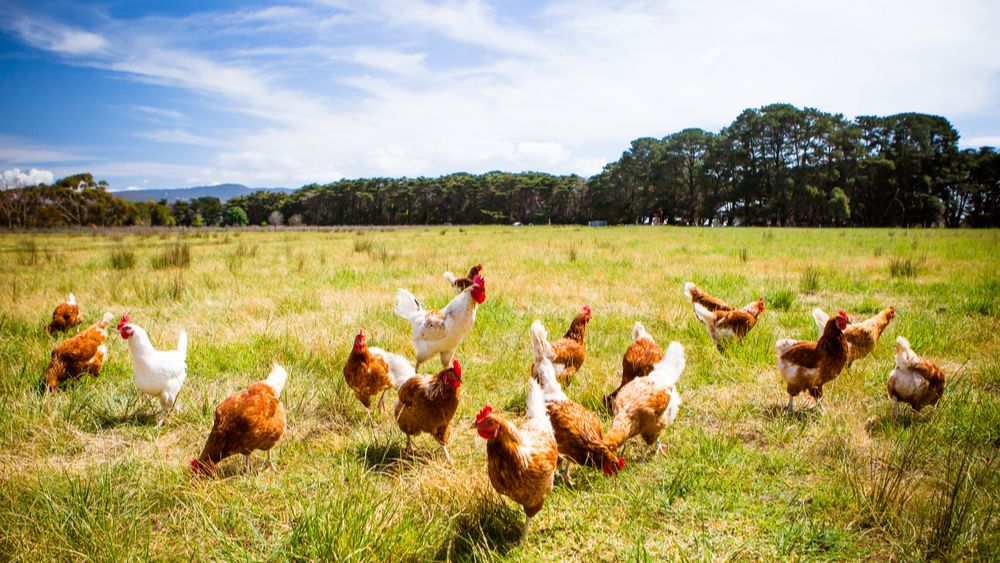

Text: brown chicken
xmin=47 ymin=293 xmax=83 ymax=334
xmin=887 ymin=336 xmax=946 ymax=419
xmin=693 ymin=298 xmax=765 ymax=346
xmin=603 ymin=321 xmax=664 ymax=408
xmin=546 ymin=305 xmax=591 ymax=386
xmin=392 ymin=359 xmax=462 ymax=463
xmin=444 ymin=263 xmax=484 ymax=292
xmin=683 ymin=282 xmax=735 ymax=313
xmin=777 ymin=310 xmax=849 ymax=413
xmin=605 ymin=342 xmax=686 ymax=455
xmin=472 ymin=378 xmax=559 ymax=538
xmin=45 ymin=312 xmax=113 ymax=393
xmin=343 ymin=329 xmax=413 ymax=413
xmin=530 ymin=320 xmax=623 ymax=482
xmin=813 ymin=306 xmax=895 ymax=366
xmin=191 ymin=364 xmax=287 ymax=476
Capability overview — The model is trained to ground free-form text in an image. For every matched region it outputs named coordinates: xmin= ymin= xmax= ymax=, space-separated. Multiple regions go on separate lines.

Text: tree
xmin=268 ymin=210 xmax=284 ymax=227
xmin=225 ymin=206 xmax=248 ymax=226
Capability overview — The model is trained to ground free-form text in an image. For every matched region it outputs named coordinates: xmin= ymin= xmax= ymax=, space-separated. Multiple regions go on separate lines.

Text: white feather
xmin=264 ymin=363 xmax=288 ymax=397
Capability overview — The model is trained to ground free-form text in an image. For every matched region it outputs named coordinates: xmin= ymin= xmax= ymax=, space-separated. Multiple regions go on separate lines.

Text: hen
xmin=443 ymin=263 xmax=483 ymax=292
xmin=605 ymin=341 xmax=685 ymax=456
xmin=683 ymin=282 xmax=735 ymax=313
xmin=191 ymin=363 xmax=287 ymax=476
xmin=343 ymin=329 xmax=414 ymax=414
xmin=392 ymin=359 xmax=463 ymax=463
xmin=544 ymin=305 xmax=591 ymax=386
xmin=118 ymin=315 xmax=187 ymax=411
xmin=530 ymin=320 xmax=623 ymax=483
xmin=887 ymin=336 xmax=946 ymax=419
xmin=692 ymin=298 xmax=765 ymax=346
xmin=777 ymin=310 xmax=849 ymax=413
xmin=394 ymin=275 xmax=486 ymax=371
xmin=813 ymin=306 xmax=895 ymax=366
xmin=472 ymin=378 xmax=559 ymax=538
xmin=47 ymin=293 xmax=83 ymax=334
xmin=603 ymin=321 xmax=664 ymax=408
xmin=45 ymin=312 xmax=113 ymax=393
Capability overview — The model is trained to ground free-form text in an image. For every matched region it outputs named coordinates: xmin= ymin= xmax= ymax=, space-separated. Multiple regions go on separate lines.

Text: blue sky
xmin=1 ymin=0 xmax=999 ymax=190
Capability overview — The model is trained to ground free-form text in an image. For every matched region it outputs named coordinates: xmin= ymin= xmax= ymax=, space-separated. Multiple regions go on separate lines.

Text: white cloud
xmin=137 ymin=129 xmax=222 ymax=147
xmin=350 ymin=48 xmax=427 ymax=76
xmin=962 ymin=136 xmax=1000 ymax=149
xmin=1 ymin=168 xmax=54 ymax=188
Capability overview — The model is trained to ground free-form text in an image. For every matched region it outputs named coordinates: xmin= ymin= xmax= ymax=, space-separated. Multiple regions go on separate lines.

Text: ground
xmin=0 ymin=226 xmax=997 ymax=561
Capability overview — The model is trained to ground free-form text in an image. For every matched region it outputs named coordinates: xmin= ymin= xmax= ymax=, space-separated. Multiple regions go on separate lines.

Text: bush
xmin=224 ymin=206 xmax=248 ymax=226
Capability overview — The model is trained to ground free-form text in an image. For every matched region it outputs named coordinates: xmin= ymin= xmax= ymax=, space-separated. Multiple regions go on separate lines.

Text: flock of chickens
xmin=41 ymin=266 xmax=947 ymax=537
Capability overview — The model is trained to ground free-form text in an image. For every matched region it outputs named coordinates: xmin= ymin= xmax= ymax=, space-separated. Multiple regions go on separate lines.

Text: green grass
xmin=0 ymin=227 xmax=998 ymax=560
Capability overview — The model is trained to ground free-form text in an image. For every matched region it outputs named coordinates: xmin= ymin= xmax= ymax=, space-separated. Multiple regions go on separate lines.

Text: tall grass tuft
xmin=739 ymin=247 xmax=749 ymax=263
xmin=108 ymin=246 xmax=136 ymax=270
xmin=769 ymin=288 xmax=796 ymax=311
xmin=14 ymin=239 xmax=39 ymax=266
xmin=889 ymin=257 xmax=920 ymax=279
xmin=353 ymin=236 xmax=375 ymax=253
xmin=151 ymin=242 xmax=191 ymax=269
xmin=800 ymin=266 xmax=821 ymax=293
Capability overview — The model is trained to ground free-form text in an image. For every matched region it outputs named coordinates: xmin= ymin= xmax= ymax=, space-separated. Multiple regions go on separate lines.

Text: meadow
xmin=0 ymin=226 xmax=997 ymax=561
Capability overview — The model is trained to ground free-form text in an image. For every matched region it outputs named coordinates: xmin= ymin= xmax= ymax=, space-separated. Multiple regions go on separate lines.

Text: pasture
xmin=0 ymin=226 xmax=997 ymax=561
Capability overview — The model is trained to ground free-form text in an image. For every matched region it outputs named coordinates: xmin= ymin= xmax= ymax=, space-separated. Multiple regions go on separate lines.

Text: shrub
xmin=224 ymin=206 xmax=248 ymax=226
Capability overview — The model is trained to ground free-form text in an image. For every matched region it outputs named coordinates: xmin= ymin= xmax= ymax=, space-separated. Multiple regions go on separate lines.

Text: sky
xmin=1 ymin=0 xmax=999 ymax=191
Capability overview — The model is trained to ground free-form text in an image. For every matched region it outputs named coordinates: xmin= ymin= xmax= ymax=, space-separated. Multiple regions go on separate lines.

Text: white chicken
xmin=117 ymin=315 xmax=188 ymax=411
xmin=394 ymin=274 xmax=486 ymax=371
xmin=887 ymin=336 xmax=946 ymax=420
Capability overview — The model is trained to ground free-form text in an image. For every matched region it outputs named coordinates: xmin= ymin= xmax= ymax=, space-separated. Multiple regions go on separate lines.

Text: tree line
xmin=2 ymin=104 xmax=998 ymax=228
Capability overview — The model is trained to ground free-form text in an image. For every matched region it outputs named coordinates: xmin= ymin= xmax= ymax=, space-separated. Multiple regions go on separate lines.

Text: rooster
xmin=47 ymin=293 xmax=83 ymax=334
xmin=118 ymin=315 xmax=188 ymax=412
xmin=605 ymin=341 xmax=685 ymax=456
xmin=603 ymin=321 xmax=664 ymax=409
xmin=472 ymin=378 xmax=559 ymax=538
xmin=394 ymin=275 xmax=486 ymax=371
xmin=392 ymin=359 xmax=463 ymax=463
xmin=45 ymin=312 xmax=113 ymax=393
xmin=813 ymin=306 xmax=895 ymax=366
xmin=530 ymin=320 xmax=623 ymax=483
xmin=692 ymin=298 xmax=765 ymax=346
xmin=542 ymin=305 xmax=591 ymax=386
xmin=777 ymin=310 xmax=849 ymax=414
xmin=191 ymin=363 xmax=287 ymax=476
xmin=343 ymin=329 xmax=414 ymax=414
xmin=443 ymin=263 xmax=483 ymax=292
xmin=887 ymin=336 xmax=946 ymax=420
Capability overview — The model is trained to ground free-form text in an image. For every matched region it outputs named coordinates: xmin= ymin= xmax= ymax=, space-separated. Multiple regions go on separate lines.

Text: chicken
xmin=605 ymin=341 xmax=685 ymax=456
xmin=887 ymin=336 xmax=946 ymax=419
xmin=472 ymin=378 xmax=559 ymax=538
xmin=117 ymin=315 xmax=187 ymax=411
xmin=343 ymin=329 xmax=414 ymax=414
xmin=777 ymin=310 xmax=849 ymax=414
xmin=45 ymin=312 xmax=113 ymax=393
xmin=530 ymin=320 xmax=623 ymax=483
xmin=191 ymin=363 xmax=287 ymax=476
xmin=544 ymin=305 xmax=591 ymax=386
xmin=392 ymin=359 xmax=463 ymax=463
xmin=692 ymin=298 xmax=765 ymax=346
xmin=47 ymin=292 xmax=83 ymax=334
xmin=603 ymin=321 xmax=664 ymax=408
xmin=394 ymin=275 xmax=486 ymax=371
xmin=813 ymin=306 xmax=895 ymax=366
xmin=683 ymin=282 xmax=735 ymax=313
xmin=443 ymin=263 xmax=483 ymax=292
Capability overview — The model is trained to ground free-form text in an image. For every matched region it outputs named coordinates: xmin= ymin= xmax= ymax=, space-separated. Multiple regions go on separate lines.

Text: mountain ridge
xmin=112 ymin=183 xmax=292 ymax=203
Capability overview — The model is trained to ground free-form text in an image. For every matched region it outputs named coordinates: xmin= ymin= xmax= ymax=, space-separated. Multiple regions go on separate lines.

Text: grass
xmin=0 ymin=226 xmax=998 ymax=560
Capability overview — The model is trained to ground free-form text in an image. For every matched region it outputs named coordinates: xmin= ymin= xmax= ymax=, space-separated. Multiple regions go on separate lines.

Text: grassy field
xmin=0 ymin=226 xmax=998 ymax=561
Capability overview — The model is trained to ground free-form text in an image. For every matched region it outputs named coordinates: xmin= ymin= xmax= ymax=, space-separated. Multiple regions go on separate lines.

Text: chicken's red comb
xmin=117 ymin=315 xmax=131 ymax=331
xmin=476 ymin=263 xmax=483 ymax=270
xmin=472 ymin=275 xmax=485 ymax=289
xmin=583 ymin=305 xmax=591 ymax=314
xmin=452 ymin=359 xmax=462 ymax=379
xmin=838 ymin=310 xmax=849 ymax=320
xmin=357 ymin=328 xmax=364 ymax=337
xmin=617 ymin=457 xmax=625 ymax=470
xmin=476 ymin=405 xmax=492 ymax=423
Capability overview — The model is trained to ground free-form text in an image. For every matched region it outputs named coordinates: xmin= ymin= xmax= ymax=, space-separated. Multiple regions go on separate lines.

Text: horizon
xmin=2 ymin=1 xmax=999 ymax=191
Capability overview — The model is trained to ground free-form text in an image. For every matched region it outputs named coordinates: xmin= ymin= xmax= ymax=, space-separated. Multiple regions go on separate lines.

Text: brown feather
xmin=546 ymin=400 xmax=618 ymax=470
xmin=394 ymin=366 xmax=460 ymax=444
xmin=484 ymin=414 xmax=559 ymax=518
xmin=343 ymin=347 xmax=392 ymax=408
xmin=197 ymin=382 xmax=286 ymax=468
xmin=45 ymin=315 xmax=110 ymax=391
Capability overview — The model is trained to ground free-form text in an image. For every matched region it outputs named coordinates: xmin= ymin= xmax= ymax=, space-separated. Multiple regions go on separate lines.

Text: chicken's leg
xmin=441 ymin=444 xmax=454 ymax=465
xmin=521 ymin=514 xmax=531 ymax=540
xmin=243 ymin=454 xmax=251 ymax=473
xmin=893 ymin=398 xmax=899 ymax=421
xmin=404 ymin=434 xmax=412 ymax=453
xmin=376 ymin=389 xmax=387 ymax=413
xmin=265 ymin=450 xmax=275 ymax=471
xmin=440 ymin=351 xmax=453 ymax=367
xmin=786 ymin=395 xmax=794 ymax=414
xmin=560 ymin=462 xmax=575 ymax=487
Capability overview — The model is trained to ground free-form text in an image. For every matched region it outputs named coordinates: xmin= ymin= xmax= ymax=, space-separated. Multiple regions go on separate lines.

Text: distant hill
xmin=113 ymin=183 xmax=293 ymax=203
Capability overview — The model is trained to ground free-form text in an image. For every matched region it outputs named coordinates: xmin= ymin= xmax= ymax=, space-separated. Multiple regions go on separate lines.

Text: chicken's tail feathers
xmin=812 ymin=307 xmax=829 ymax=332
xmin=97 ymin=312 xmax=114 ymax=328
xmin=393 ymin=289 xmax=421 ymax=320
xmin=443 ymin=271 xmax=458 ymax=286
xmin=896 ymin=335 xmax=911 ymax=352
xmin=776 ymin=338 xmax=797 ymax=356
xmin=529 ymin=319 xmax=554 ymax=361
xmin=67 ymin=292 xmax=76 ymax=305
xmin=372 ymin=348 xmax=416 ymax=388
xmin=264 ymin=363 xmax=288 ymax=397
xmin=632 ymin=321 xmax=652 ymax=343
xmin=176 ymin=330 xmax=188 ymax=359
xmin=683 ymin=282 xmax=697 ymax=302
xmin=525 ymin=378 xmax=553 ymax=434
xmin=894 ymin=335 xmax=922 ymax=369
xmin=650 ymin=341 xmax=685 ymax=387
